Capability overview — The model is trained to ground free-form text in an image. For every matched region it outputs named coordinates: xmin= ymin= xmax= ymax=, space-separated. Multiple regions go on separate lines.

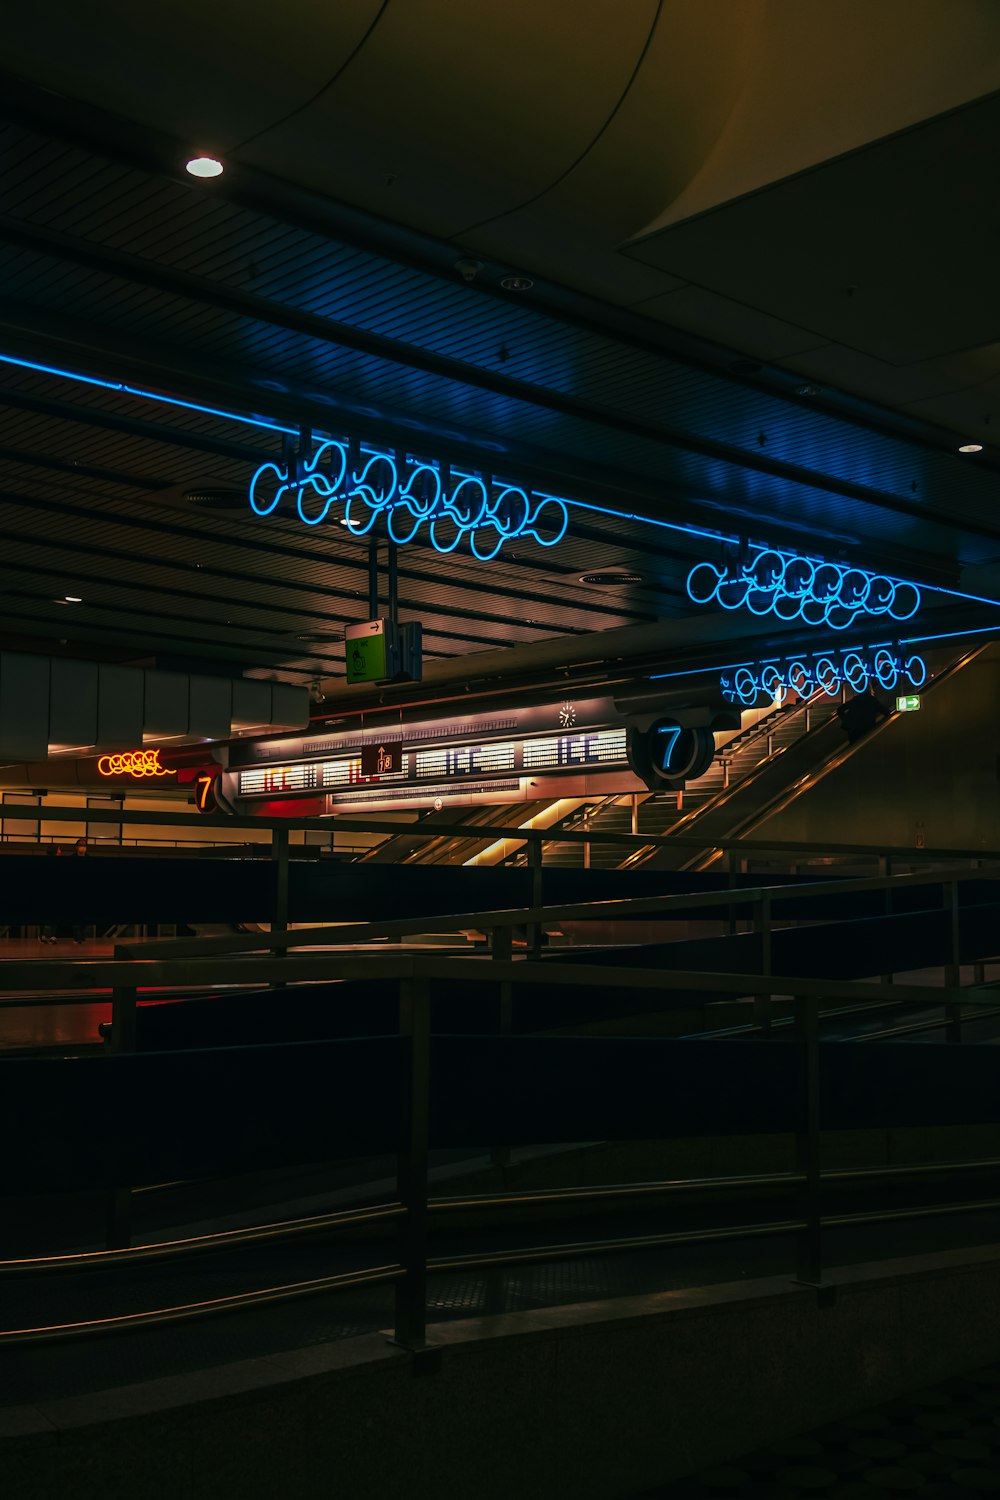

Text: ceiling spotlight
xmin=958 ymin=442 xmax=983 ymax=454
xmin=501 ymin=275 xmax=533 ymax=292
xmin=185 ymin=156 xmax=224 ymax=179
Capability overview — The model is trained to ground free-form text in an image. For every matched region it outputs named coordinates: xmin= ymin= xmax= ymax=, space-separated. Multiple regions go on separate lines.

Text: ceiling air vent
xmin=184 ymin=487 xmax=247 ymax=511
xmin=578 ymin=571 xmax=646 ymax=586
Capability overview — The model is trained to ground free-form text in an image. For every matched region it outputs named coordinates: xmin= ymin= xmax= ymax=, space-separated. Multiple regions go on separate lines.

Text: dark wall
xmin=760 ymin=643 xmax=1000 ymax=851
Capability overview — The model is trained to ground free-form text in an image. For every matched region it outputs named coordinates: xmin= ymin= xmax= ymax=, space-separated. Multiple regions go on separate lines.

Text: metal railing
xmin=0 ymin=856 xmax=998 ymax=1346
xmin=1 ymin=799 xmax=997 ymax=962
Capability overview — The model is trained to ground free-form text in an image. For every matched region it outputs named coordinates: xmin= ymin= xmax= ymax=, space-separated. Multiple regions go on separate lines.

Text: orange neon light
xmin=97 ymin=749 xmax=175 ymax=779
xmin=195 ymin=773 xmax=214 ymax=810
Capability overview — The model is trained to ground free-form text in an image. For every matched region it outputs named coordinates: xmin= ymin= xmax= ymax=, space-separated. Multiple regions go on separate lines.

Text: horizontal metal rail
xmin=430 ymin=1195 xmax=1000 ymax=1276
xmin=120 ymin=866 xmax=1000 ymax=961
xmin=0 ymin=952 xmax=986 ymax=1010
xmin=0 ymin=1201 xmax=405 ymax=1277
xmin=6 ymin=1184 xmax=1000 ymax=1345
xmin=430 ymin=1157 xmax=1000 ymax=1215
xmin=0 ymin=1263 xmax=405 ymax=1345
xmin=429 ymin=1173 xmax=804 ymax=1212
xmin=1 ymin=798 xmax=997 ymax=867
xmin=428 ymin=1219 xmax=808 ymax=1273
xmin=8 ymin=1154 xmax=999 ymax=1283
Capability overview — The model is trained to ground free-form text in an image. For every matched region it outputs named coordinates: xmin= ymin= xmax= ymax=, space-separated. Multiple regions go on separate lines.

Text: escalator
xmin=512 ymin=696 xmax=838 ymax=870
xmin=357 ymin=800 xmax=553 ymax=866
xmin=629 ymin=643 xmax=986 ymax=872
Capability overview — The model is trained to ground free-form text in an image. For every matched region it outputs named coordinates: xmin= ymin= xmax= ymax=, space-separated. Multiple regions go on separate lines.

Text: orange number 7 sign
xmin=195 ymin=773 xmax=215 ymax=812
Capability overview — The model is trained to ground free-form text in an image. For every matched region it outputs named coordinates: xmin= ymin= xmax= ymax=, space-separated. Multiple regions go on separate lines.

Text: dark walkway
xmin=634 ymin=1363 xmax=1000 ymax=1498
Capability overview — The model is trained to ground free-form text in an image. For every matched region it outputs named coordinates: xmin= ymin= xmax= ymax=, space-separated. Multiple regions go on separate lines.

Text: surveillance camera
xmin=454 ymin=257 xmax=483 ymax=284
xmin=309 ymin=680 xmax=326 ymax=704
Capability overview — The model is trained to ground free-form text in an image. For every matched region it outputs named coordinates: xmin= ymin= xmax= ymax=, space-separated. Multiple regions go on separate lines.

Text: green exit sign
xmin=896 ymin=694 xmax=921 ymax=713
xmin=345 ymin=620 xmax=389 ymax=684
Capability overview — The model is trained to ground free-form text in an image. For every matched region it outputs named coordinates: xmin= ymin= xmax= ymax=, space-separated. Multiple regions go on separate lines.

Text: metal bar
xmin=0 ymin=953 xmax=987 ymax=1011
xmin=272 ymin=824 xmax=290 ymax=958
xmin=428 ymin=1218 xmax=807 ymax=1274
xmin=795 ymin=995 xmax=823 ymax=1286
xmin=0 ymin=1264 xmax=405 ymax=1346
xmin=527 ymin=838 xmax=543 ymax=959
xmin=0 ymin=1202 xmax=406 ymax=1277
xmin=388 ymin=539 xmax=398 ymax=626
xmin=490 ymin=925 xmax=514 ymax=1170
xmin=946 ymin=877 xmax=962 ymax=1044
xmin=431 ymin=1173 xmax=805 ymax=1212
xmin=3 ymin=800 xmax=1000 ymax=867
xmin=119 ymin=867 xmax=1000 ymax=961
xmin=394 ymin=977 xmax=430 ymax=1349
xmin=106 ymin=981 xmax=137 ymax=1250
xmin=852 ymin=1004 xmax=1000 ymax=1043
xmin=433 ymin=1155 xmax=1000 ymax=1214
xmin=754 ymin=891 xmax=772 ymax=1034
xmin=826 ymin=1196 xmax=1000 ymax=1228
xmin=368 ymin=534 xmax=379 ymax=621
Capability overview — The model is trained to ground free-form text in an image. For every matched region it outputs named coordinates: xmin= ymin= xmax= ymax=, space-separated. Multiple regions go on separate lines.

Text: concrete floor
xmin=633 ymin=1362 xmax=1000 ymax=1498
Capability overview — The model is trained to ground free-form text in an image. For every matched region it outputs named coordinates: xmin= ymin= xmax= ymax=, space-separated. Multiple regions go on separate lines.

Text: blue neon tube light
xmin=4 ymin=348 xmax=1000 ymax=597
xmin=719 ymin=645 xmax=927 ymax=706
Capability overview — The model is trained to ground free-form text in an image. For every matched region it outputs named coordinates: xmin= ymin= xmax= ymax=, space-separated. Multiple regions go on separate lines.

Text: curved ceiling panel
xmin=633 ymin=0 xmax=1000 ymax=236
xmin=236 ymin=0 xmax=659 ymax=238
xmin=2 ymin=0 xmax=384 ymax=149
xmin=461 ymin=0 xmax=762 ymax=303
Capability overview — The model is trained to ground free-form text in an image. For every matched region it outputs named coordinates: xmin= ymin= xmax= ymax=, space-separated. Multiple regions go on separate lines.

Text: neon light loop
xmin=687 ymin=547 xmax=921 ymax=628
xmin=721 ymin=647 xmax=927 ymax=706
xmin=248 ymin=440 xmax=569 ymax=558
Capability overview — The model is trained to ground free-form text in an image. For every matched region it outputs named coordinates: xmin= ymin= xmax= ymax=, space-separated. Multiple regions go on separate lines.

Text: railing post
xmin=945 ymin=877 xmax=962 ymax=1044
xmin=490 ymin=925 xmax=513 ymax=1170
xmin=272 ymin=824 xmax=290 ymax=958
xmin=878 ymin=855 xmax=893 ymax=985
xmin=107 ymin=964 xmax=137 ymax=1249
xmin=727 ymin=848 xmax=739 ymax=935
xmin=754 ymin=891 xmax=772 ymax=1033
xmin=394 ymin=975 xmax=430 ymax=1350
xmin=527 ymin=838 xmax=543 ymax=959
xmin=795 ymin=993 xmax=824 ymax=1287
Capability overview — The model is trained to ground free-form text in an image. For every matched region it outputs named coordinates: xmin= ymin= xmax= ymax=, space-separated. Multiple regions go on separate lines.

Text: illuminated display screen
xmin=414 ymin=743 xmax=516 ymax=779
xmin=238 ymin=763 xmax=319 ymax=796
xmin=237 ymin=727 xmax=628 ymax=799
xmin=523 ymin=729 xmax=627 ymax=770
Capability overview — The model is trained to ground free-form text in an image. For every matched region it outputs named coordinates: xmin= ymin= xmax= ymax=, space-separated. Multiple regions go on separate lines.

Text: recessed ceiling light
xmin=958 ymin=442 xmax=983 ymax=453
xmin=63 ymin=595 xmax=82 ymax=603
xmin=185 ymin=156 xmax=224 ymax=179
xmin=501 ymin=275 xmax=533 ymax=291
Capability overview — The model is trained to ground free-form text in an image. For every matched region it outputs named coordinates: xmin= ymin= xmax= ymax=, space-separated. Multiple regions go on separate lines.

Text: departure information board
xmin=237 ymin=727 xmax=629 ymax=800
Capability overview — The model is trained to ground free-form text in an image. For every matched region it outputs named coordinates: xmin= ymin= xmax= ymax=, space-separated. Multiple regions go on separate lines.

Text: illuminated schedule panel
xmin=237 ymin=728 xmax=630 ymax=801
xmin=524 ymin=729 xmax=626 ymax=770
